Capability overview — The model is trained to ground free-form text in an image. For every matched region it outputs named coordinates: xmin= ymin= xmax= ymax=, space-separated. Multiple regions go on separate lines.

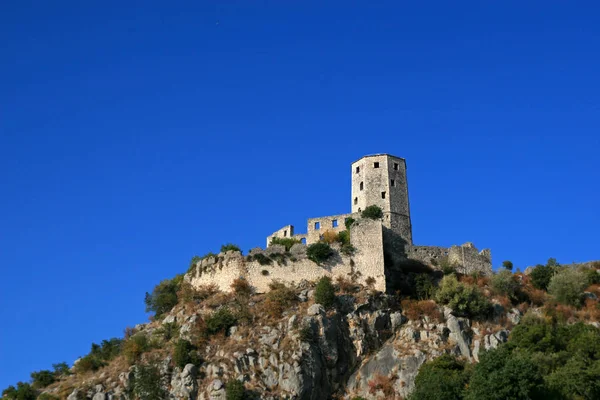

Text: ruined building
xmin=187 ymin=154 xmax=492 ymax=293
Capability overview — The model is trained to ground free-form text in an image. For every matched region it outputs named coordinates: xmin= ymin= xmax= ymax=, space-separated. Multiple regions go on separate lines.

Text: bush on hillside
xmin=51 ymin=362 xmax=70 ymax=377
xmin=465 ymin=346 xmax=548 ymax=400
xmin=133 ymin=363 xmax=167 ymax=400
xmin=206 ymin=308 xmax=237 ymax=335
xmin=225 ymin=380 xmax=245 ymax=400
xmin=173 ymin=339 xmax=199 ymax=369
xmin=73 ymin=354 xmax=105 ymax=373
xmin=1 ymin=382 xmax=36 ymax=400
xmin=264 ymin=281 xmax=298 ymax=318
xmin=231 ymin=277 xmax=253 ymax=297
xmin=122 ymin=334 xmax=150 ymax=365
xmin=337 ymin=230 xmax=350 ymax=246
xmin=413 ymin=273 xmax=436 ymax=300
xmin=410 ymin=354 xmax=470 ymax=400
xmin=529 ymin=264 xmax=555 ymax=291
xmin=548 ymin=268 xmax=588 ymax=307
xmin=344 ymin=217 xmax=356 ymax=230
xmin=269 ymin=237 xmax=301 ymax=251
xmin=490 ymin=270 xmax=520 ymax=300
xmin=307 ymin=242 xmax=334 ymax=264
xmin=30 ymin=370 xmax=56 ymax=389
xmin=314 ymin=276 xmax=336 ymax=309
xmin=435 ymin=275 xmax=491 ymax=318
xmin=361 ymin=205 xmax=383 ymax=220
xmin=156 ymin=321 xmax=179 ymax=341
xmin=584 ymin=267 xmax=600 ymax=285
xmin=145 ymin=274 xmax=184 ymax=318
xmin=502 ymin=260 xmax=514 ymax=271
xmin=220 ymin=243 xmax=241 ymax=253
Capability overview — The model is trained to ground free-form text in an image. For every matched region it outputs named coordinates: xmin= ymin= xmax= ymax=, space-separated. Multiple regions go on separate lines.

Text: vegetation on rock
xmin=361 ymin=205 xmax=383 ymax=220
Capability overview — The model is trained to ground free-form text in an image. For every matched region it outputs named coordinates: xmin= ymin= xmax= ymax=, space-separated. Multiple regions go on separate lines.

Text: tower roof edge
xmin=351 ymin=153 xmax=406 ymax=164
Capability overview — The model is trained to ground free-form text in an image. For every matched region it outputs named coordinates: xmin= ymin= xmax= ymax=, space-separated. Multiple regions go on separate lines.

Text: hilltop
xmin=2 ymin=249 xmax=599 ymax=399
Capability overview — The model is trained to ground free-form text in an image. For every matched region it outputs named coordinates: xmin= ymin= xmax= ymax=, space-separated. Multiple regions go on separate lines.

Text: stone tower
xmin=351 ymin=154 xmax=413 ymax=244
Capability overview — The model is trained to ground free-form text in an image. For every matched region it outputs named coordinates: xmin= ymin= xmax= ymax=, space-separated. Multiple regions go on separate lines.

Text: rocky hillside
xmin=3 ymin=257 xmax=600 ymax=400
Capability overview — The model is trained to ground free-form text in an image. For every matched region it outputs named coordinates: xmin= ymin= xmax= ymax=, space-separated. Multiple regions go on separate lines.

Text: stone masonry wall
xmin=187 ymin=218 xmax=387 ymax=293
xmin=405 ymin=243 xmax=492 ymax=275
xmin=265 ymin=225 xmax=295 ymax=247
xmin=305 ymin=213 xmax=357 ymax=244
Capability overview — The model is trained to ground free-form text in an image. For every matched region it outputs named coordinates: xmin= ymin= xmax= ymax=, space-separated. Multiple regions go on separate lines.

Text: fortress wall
xmin=188 ymin=218 xmax=387 ymax=294
xmin=187 ymin=252 xmax=247 ymax=292
xmin=448 ymin=244 xmax=492 ymax=275
xmin=403 ymin=243 xmax=492 ymax=275
xmin=305 ymin=213 xmax=357 ymax=244
xmin=405 ymin=245 xmax=448 ymax=264
xmin=350 ymin=218 xmax=386 ymax=292
xmin=266 ymin=225 xmax=295 ymax=247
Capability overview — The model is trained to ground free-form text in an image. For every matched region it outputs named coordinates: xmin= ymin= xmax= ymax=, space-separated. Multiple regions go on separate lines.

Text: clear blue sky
xmin=1 ymin=0 xmax=599 ymax=389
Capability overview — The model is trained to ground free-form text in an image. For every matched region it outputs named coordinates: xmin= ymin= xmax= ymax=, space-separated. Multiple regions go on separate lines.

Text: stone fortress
xmin=186 ymin=154 xmax=492 ymax=293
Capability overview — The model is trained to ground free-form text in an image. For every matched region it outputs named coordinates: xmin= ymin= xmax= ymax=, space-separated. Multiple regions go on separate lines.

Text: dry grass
xmin=367 ymin=373 xmax=397 ymax=398
xmin=578 ymin=299 xmax=600 ymax=322
xmin=336 ymin=276 xmax=358 ymax=293
xmin=322 ymin=230 xmax=339 ymax=244
xmin=401 ymin=299 xmax=442 ymax=322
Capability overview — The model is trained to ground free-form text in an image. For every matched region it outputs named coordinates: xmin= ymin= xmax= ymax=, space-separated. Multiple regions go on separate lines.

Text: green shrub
xmin=490 ymin=270 xmax=519 ymax=300
xmin=270 ymin=237 xmax=301 ymax=251
xmin=30 ymin=370 xmax=55 ymax=389
xmin=90 ymin=338 xmax=123 ymax=361
xmin=133 ymin=363 xmax=167 ymax=400
xmin=529 ymin=264 xmax=556 ymax=291
xmin=435 ymin=275 xmax=491 ymax=318
xmin=73 ymin=354 xmax=105 ymax=373
xmin=414 ymin=273 xmax=436 ymax=300
xmin=1 ymin=382 xmax=35 ymax=400
xmin=173 ymin=339 xmax=199 ymax=369
xmin=411 ymin=354 xmax=470 ymax=400
xmin=548 ymin=268 xmax=588 ymax=307
xmin=156 ymin=322 xmax=179 ymax=341
xmin=206 ymin=308 xmax=237 ymax=335
xmin=250 ymin=253 xmax=272 ymax=266
xmin=439 ymin=257 xmax=457 ymax=275
xmin=307 ymin=242 xmax=334 ymax=264
xmin=299 ymin=325 xmax=315 ymax=342
xmin=225 ymin=380 xmax=245 ymax=400
xmin=361 ymin=205 xmax=383 ymax=220
xmin=314 ymin=276 xmax=336 ymax=308
xmin=336 ymin=230 xmax=356 ymax=255
xmin=145 ymin=274 xmax=184 ymax=318
xmin=220 ymin=243 xmax=241 ymax=253
xmin=584 ymin=267 xmax=600 ymax=285
xmin=345 ymin=217 xmax=356 ymax=230
xmin=122 ymin=334 xmax=150 ymax=365
xmin=337 ymin=230 xmax=350 ymax=246
xmin=340 ymin=243 xmax=356 ymax=256
xmin=465 ymin=346 xmax=549 ymax=400
xmin=502 ymin=260 xmax=514 ymax=271
xmin=52 ymin=362 xmax=70 ymax=377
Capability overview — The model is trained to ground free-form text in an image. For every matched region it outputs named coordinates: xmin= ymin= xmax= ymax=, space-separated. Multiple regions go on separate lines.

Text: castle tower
xmin=351 ymin=154 xmax=413 ymax=244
